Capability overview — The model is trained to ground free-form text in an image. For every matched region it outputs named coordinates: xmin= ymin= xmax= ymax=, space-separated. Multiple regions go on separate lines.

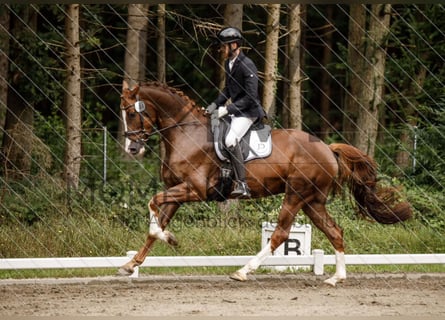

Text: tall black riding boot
xmin=228 ymin=142 xmax=251 ymax=198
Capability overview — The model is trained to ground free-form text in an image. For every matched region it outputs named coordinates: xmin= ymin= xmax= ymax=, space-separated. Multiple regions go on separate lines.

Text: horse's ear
xmin=122 ymin=80 xmax=139 ymax=98
xmin=130 ymin=85 xmax=140 ymax=97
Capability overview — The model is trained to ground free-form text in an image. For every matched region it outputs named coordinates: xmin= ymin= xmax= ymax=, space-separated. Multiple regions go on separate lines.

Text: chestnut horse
xmin=119 ymin=81 xmax=412 ymax=286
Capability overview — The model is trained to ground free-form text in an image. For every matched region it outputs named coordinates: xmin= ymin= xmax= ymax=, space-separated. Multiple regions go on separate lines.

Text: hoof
xmin=324 ymin=275 xmax=345 ymax=287
xmin=117 ymin=267 xmax=134 ymax=277
xmin=165 ymin=231 xmax=178 ymax=246
xmin=230 ymin=270 xmax=247 ymax=282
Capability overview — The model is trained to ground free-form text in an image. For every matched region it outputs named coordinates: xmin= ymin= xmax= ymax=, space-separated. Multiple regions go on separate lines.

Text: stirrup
xmin=231 ymin=181 xmax=251 ymax=198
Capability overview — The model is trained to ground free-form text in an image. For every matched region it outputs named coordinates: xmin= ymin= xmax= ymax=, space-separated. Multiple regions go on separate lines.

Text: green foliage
xmin=1 ymin=178 xmax=66 ymax=225
xmin=404 ymin=183 xmax=445 ymax=230
xmin=411 ymin=102 xmax=445 ymax=187
xmin=381 ymin=4 xmax=445 ymax=190
xmin=8 ymin=5 xmax=65 ymax=105
xmin=32 ymin=111 xmax=65 ymax=175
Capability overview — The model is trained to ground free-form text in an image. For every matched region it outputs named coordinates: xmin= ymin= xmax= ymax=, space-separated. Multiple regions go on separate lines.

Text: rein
xmin=121 ymin=101 xmax=201 ymax=142
xmin=126 ymin=120 xmax=202 ymax=141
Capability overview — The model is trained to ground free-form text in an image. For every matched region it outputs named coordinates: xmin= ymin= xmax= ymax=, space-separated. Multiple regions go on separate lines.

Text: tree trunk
xmin=1 ymin=5 xmax=35 ymax=180
xmin=343 ymin=4 xmax=366 ymax=145
xmin=262 ymin=4 xmax=280 ymax=118
xmin=123 ymin=4 xmax=149 ymax=87
xmin=2 ymin=91 xmax=34 ymax=180
xmin=353 ymin=4 xmax=391 ymax=156
xmin=224 ymin=4 xmax=243 ymax=29
xmin=157 ymin=4 xmax=166 ymax=83
xmin=319 ymin=5 xmax=334 ymax=139
xmin=63 ymin=4 xmax=82 ymax=189
xmin=0 ymin=6 xmax=9 ymax=130
xmin=286 ymin=4 xmax=302 ymax=130
xmin=156 ymin=4 xmax=166 ymax=168
xmin=218 ymin=4 xmax=243 ymax=90
xmin=119 ymin=4 xmax=149 ymax=153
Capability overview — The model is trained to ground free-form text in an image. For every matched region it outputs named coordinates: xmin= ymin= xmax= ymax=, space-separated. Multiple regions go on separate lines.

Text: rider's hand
xmin=205 ymin=102 xmax=217 ymax=115
xmin=218 ymin=106 xmax=228 ymax=118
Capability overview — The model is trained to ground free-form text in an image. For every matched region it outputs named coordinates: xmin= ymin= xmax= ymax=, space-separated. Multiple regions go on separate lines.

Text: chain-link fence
xmin=0 ymin=4 xmax=444 ymax=278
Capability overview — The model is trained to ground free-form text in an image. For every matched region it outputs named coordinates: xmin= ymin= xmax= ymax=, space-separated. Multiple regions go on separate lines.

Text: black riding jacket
xmin=214 ymin=52 xmax=266 ymax=120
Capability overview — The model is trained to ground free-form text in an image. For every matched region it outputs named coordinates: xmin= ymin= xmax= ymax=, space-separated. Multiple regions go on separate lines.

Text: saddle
xmin=212 ymin=116 xmax=272 ymax=162
xmin=207 ymin=114 xmax=272 ymax=202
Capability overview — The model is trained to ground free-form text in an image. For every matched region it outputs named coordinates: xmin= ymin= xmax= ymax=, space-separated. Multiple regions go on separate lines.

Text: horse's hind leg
xmin=230 ymin=196 xmax=303 ymax=281
xmin=303 ymin=201 xmax=346 ymax=286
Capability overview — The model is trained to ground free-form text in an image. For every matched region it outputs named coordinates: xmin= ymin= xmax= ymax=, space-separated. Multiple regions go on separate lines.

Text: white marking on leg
xmin=232 ymin=242 xmax=272 ymax=280
xmin=324 ymin=250 xmax=347 ymax=286
xmin=336 ymin=250 xmax=346 ymax=279
xmin=148 ymin=199 xmax=168 ymax=242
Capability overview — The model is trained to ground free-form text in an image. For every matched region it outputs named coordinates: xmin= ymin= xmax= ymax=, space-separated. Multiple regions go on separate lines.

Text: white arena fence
xmin=1 ymin=250 xmax=444 ymax=278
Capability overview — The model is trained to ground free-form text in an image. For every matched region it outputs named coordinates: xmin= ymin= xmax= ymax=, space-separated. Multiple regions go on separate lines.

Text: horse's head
xmin=120 ymin=81 xmax=157 ymax=155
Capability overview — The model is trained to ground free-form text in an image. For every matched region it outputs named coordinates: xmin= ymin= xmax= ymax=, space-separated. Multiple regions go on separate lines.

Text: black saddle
xmin=213 ymin=117 xmax=272 ymax=162
xmin=207 ymin=115 xmax=272 ymax=202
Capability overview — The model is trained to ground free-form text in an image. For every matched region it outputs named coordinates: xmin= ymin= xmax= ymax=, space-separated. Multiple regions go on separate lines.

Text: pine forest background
xmin=0 ymin=4 xmax=444 ymax=275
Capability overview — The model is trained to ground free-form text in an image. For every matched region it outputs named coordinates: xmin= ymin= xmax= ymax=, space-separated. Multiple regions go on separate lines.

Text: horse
xmin=118 ymin=81 xmax=412 ymax=286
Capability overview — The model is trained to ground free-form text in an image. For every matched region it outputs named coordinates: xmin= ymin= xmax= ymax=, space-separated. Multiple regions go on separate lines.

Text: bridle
xmin=121 ymin=99 xmax=155 ymax=142
xmin=121 ymin=97 xmax=201 ymax=143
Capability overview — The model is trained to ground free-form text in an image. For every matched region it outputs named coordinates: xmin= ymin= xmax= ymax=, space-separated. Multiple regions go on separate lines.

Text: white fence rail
xmin=0 ymin=250 xmax=444 ymax=277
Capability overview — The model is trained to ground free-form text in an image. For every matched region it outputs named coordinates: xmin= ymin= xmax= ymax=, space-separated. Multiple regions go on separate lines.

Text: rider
xmin=206 ymin=27 xmax=266 ymax=198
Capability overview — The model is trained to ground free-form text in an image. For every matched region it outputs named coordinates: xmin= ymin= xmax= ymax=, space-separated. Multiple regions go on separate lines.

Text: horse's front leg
xmin=118 ymin=202 xmax=180 ymax=276
xmin=119 ymin=182 xmax=203 ymax=276
xmin=147 ymin=199 xmax=179 ymax=246
xmin=147 ymin=181 xmax=203 ymax=245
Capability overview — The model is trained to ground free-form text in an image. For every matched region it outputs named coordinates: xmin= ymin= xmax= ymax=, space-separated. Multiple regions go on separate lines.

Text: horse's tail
xmin=329 ymin=143 xmax=412 ymax=224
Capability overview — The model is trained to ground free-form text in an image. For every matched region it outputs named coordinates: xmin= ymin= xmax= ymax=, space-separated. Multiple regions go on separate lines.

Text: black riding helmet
xmin=213 ymin=27 xmax=243 ymax=46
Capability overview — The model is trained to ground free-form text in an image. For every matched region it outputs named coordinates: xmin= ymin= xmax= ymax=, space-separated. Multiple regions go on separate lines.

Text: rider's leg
xmin=227 ymin=141 xmax=250 ymax=198
xmin=225 ymin=116 xmax=255 ymax=198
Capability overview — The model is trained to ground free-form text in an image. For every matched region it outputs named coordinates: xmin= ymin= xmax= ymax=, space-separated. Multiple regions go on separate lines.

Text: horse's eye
xmin=128 ymin=111 xmax=137 ymax=119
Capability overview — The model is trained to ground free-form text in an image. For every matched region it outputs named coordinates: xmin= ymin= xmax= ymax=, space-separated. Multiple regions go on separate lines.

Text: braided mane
xmin=140 ymin=81 xmax=201 ymax=111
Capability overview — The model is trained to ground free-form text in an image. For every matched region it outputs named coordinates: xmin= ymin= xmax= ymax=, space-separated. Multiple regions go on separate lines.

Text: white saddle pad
xmin=215 ymin=128 xmax=272 ymax=162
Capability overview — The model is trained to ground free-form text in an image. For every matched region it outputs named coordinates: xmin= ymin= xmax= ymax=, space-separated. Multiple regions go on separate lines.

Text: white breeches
xmin=225 ymin=116 xmax=255 ymax=148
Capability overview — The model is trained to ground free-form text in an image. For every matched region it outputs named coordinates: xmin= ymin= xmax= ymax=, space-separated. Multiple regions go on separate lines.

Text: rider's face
xmin=219 ymin=43 xmax=237 ymax=59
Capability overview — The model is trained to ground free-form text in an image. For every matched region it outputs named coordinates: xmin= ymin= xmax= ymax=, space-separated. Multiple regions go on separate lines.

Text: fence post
xmin=312 ymin=249 xmax=324 ymax=275
xmin=103 ymin=126 xmax=107 ymax=185
xmin=412 ymin=125 xmax=418 ymax=172
xmin=126 ymin=251 xmax=139 ymax=278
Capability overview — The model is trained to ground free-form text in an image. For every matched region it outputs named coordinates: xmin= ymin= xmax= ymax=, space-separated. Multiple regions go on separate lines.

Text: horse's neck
xmin=161 ymin=110 xmax=209 ymax=142
xmin=144 ymin=87 xmax=194 ymax=126
xmin=142 ymin=85 xmax=213 ymax=155
xmin=160 ymin=111 xmax=212 ymax=159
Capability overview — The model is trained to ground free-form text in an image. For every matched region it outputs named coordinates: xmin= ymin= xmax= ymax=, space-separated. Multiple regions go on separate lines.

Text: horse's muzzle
xmin=128 ymin=140 xmax=145 ymax=155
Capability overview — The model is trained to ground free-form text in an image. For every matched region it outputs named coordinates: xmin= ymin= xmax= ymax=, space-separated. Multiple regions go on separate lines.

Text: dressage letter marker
xmin=261 ymin=222 xmax=312 ymax=271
